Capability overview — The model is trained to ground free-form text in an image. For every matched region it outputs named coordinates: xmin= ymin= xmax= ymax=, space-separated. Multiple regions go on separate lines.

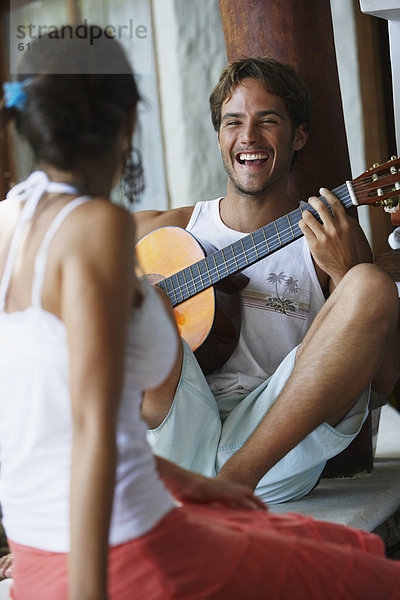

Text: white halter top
xmin=0 ymin=172 xmax=176 ymax=551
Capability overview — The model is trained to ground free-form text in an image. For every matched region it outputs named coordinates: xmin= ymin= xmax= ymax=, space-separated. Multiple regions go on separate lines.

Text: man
xmin=135 ymin=57 xmax=399 ymax=504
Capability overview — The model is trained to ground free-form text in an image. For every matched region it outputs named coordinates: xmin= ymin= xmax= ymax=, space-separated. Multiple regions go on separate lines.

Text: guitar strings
xmin=351 ymin=172 xmax=400 ymax=203
xmin=307 ymin=180 xmax=397 ymax=204
xmin=162 ymin=187 xmax=351 ymax=302
xmin=162 ymin=179 xmax=399 ymax=303
xmin=162 ymin=186 xmax=355 ymax=301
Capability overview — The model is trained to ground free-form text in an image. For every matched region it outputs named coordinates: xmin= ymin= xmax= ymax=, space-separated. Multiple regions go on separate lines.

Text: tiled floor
xmin=270 ymin=404 xmax=400 ymax=539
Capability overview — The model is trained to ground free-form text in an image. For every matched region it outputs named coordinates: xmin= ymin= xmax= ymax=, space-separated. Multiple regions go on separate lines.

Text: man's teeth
xmin=239 ymin=153 xmax=267 ymax=161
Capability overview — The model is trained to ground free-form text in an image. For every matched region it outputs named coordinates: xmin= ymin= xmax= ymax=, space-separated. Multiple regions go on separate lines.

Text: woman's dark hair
xmin=1 ymin=27 xmax=140 ymax=171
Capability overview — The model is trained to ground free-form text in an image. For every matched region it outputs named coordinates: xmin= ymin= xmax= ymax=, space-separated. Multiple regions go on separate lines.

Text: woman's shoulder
xmin=51 ymin=198 xmax=136 ymax=282
xmin=61 ymin=197 xmax=135 ymax=247
xmin=0 ymin=200 xmax=20 ymax=262
xmin=72 ymin=196 xmax=133 ymax=225
xmin=0 ymin=197 xmax=19 ymax=232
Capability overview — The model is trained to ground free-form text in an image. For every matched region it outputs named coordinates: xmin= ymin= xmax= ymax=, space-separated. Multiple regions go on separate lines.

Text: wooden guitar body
xmin=136 ymin=227 xmax=248 ymax=374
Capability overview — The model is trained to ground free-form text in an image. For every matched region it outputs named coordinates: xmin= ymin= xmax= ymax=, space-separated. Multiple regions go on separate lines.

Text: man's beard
xmin=221 ymin=151 xmax=287 ymax=197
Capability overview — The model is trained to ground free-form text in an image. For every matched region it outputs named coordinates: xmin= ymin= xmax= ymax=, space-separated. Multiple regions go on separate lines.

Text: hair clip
xmin=2 ymin=78 xmax=32 ymax=111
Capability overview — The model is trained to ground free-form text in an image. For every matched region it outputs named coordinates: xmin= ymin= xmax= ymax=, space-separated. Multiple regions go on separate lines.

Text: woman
xmin=0 ymin=29 xmax=399 ymax=600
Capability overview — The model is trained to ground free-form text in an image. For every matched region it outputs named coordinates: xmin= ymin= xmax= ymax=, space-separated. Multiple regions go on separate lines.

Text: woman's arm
xmin=60 ymin=201 xmax=136 ymax=600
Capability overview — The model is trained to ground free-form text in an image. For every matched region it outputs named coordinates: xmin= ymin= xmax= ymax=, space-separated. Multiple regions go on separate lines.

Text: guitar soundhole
xmin=194 ymin=282 xmax=242 ymax=375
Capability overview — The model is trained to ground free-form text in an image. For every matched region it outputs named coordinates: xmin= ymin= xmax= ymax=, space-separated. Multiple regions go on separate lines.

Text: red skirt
xmin=9 ymin=505 xmax=400 ymax=600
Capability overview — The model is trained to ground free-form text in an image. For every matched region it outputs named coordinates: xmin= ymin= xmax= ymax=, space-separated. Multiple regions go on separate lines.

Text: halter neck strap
xmin=0 ymin=171 xmax=80 ymax=311
xmin=6 ymin=170 xmax=80 ymax=221
xmin=31 ymin=196 xmax=90 ymax=308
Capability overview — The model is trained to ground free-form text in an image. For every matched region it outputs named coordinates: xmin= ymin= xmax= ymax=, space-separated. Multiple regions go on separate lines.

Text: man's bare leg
xmin=217 ymin=263 xmax=399 ymax=488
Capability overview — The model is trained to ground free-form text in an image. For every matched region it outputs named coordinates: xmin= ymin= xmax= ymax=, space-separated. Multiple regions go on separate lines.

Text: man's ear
xmin=293 ymin=123 xmax=308 ymax=151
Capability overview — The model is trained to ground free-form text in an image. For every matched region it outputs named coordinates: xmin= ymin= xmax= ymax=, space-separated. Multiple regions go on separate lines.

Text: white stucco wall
xmin=152 ymin=0 xmax=227 ymax=208
xmin=330 ymin=0 xmax=371 ymax=240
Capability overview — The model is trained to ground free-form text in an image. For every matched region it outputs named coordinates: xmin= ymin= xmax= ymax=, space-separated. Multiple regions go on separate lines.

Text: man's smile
xmin=236 ymin=151 xmax=270 ymax=166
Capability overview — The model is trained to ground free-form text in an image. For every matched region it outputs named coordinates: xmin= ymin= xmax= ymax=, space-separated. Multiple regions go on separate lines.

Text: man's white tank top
xmin=186 ymin=199 xmax=325 ymax=407
xmin=0 ymin=172 xmax=176 ymax=552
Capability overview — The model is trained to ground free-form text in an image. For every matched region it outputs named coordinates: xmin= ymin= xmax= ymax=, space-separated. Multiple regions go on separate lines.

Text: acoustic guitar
xmin=136 ymin=158 xmax=400 ymax=374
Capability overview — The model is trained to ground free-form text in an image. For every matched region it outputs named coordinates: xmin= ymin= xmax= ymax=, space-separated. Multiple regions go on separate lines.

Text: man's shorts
xmin=147 ymin=341 xmax=369 ymax=504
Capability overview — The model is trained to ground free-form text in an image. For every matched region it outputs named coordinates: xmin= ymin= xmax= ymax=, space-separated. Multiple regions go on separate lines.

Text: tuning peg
xmin=383 ymin=197 xmax=399 ymax=212
xmin=390 ymin=155 xmax=398 ymax=161
xmin=379 ymin=192 xmax=399 ymax=212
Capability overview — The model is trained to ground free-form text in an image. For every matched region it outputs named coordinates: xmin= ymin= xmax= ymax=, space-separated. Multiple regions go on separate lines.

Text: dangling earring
xmin=122 ymin=146 xmax=145 ymax=206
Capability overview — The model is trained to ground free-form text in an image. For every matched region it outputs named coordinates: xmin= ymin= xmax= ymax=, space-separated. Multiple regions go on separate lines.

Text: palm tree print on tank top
xmin=241 ymin=272 xmax=311 ymax=320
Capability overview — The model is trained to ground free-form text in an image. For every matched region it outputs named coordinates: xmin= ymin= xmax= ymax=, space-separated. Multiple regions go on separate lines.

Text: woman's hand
xmin=155 ymin=456 xmax=266 ymax=511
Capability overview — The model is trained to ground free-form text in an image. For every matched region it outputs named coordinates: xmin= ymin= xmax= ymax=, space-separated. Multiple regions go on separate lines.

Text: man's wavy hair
xmin=209 ymin=56 xmax=311 ymax=134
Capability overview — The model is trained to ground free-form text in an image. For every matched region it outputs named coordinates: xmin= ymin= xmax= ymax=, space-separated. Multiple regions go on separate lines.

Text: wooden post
xmin=67 ymin=0 xmax=81 ymax=25
xmin=218 ymin=0 xmax=373 ymax=475
xmin=218 ymin=0 xmax=352 ymax=205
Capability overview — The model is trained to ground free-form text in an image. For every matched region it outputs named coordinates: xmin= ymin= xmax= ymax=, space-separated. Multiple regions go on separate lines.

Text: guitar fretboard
xmin=158 ymin=182 xmax=354 ymax=307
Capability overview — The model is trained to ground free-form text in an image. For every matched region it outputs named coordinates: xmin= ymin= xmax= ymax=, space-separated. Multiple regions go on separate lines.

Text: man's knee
xmin=340 ymin=264 xmax=398 ymax=325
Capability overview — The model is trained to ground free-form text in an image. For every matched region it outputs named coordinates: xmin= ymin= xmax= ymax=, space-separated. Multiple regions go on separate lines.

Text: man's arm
xmin=134 ymin=206 xmax=194 ymax=242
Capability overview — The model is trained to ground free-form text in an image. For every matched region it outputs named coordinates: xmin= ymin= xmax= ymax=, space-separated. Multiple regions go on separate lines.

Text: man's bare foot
xmin=0 ymin=554 xmax=12 ymax=579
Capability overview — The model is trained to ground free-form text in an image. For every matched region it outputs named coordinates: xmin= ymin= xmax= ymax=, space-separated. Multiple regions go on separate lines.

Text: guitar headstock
xmin=351 ymin=156 xmax=400 ymax=212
